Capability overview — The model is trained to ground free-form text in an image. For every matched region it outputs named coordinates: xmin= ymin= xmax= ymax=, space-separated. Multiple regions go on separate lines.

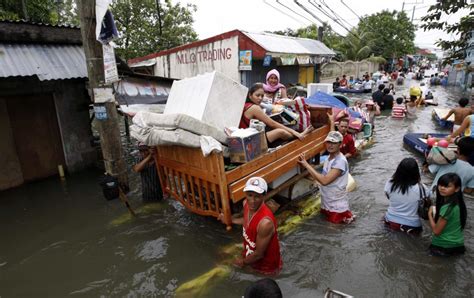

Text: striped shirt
xmin=391 ymin=104 xmax=406 ymax=119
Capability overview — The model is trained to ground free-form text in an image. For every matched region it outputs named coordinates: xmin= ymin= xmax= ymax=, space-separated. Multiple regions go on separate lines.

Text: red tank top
xmin=242 ymin=200 xmax=282 ymax=275
xmin=239 ymin=102 xmax=254 ymax=129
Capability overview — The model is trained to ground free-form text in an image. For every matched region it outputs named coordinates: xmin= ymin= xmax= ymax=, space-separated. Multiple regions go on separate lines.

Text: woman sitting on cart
xmin=264 ymin=69 xmax=287 ymax=102
xmin=240 ymin=83 xmax=313 ymax=145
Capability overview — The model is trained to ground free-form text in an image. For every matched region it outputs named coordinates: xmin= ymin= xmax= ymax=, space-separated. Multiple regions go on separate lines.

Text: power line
xmin=275 ymin=0 xmax=315 ymax=24
xmin=319 ymin=0 xmax=354 ymax=29
xmin=340 ymin=0 xmax=361 ymax=20
xmin=262 ymin=0 xmax=309 ymax=26
xmin=308 ymin=0 xmax=351 ymax=34
xmin=293 ymin=0 xmax=324 ymax=25
xmin=309 ymin=0 xmax=362 ymax=41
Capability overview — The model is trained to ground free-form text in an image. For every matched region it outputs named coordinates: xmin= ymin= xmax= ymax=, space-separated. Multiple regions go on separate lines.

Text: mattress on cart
xmin=132 ymin=111 xmax=228 ymax=144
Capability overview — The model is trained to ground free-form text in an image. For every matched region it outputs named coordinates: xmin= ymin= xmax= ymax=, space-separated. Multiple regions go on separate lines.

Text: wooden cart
xmin=155 ymin=108 xmax=330 ymax=230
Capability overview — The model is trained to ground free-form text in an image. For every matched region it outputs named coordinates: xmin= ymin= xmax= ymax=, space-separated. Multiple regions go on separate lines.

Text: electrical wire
xmin=293 ymin=0 xmax=324 ymax=25
xmin=275 ymin=0 xmax=315 ymax=24
xmin=308 ymin=0 xmax=350 ymax=34
xmin=340 ymin=0 xmax=361 ymax=20
xmin=320 ymin=0 xmax=354 ymax=29
xmin=309 ymin=0 xmax=361 ymax=41
xmin=262 ymin=0 xmax=308 ymax=25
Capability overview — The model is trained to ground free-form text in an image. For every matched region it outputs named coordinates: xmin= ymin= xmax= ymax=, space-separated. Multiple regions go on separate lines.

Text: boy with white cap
xmin=219 ymin=177 xmax=282 ymax=275
xmin=298 ymin=131 xmax=355 ymax=224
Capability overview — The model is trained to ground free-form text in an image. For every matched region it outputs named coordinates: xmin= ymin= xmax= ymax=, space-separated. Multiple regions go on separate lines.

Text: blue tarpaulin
xmin=306 ymin=91 xmax=347 ymax=109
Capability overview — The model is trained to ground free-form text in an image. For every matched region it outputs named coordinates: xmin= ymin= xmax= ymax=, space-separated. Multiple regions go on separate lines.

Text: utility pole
xmin=316 ymin=24 xmax=324 ymax=83
xmin=411 ymin=5 xmax=416 ymax=22
xmin=78 ymin=0 xmax=129 ymax=190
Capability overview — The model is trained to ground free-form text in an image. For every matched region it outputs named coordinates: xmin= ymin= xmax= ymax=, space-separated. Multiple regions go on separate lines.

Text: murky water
xmin=0 ymin=81 xmax=472 ymax=297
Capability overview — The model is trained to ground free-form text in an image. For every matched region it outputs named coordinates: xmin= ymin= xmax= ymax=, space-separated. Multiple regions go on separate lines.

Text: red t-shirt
xmin=340 ymin=133 xmax=356 ymax=156
xmin=243 ymin=201 xmax=282 ymax=275
xmin=339 ymin=79 xmax=348 ymax=87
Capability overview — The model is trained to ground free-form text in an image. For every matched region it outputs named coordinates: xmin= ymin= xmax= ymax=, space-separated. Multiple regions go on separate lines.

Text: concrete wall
xmin=320 ymin=60 xmax=380 ymax=83
xmin=0 ymin=98 xmax=23 ymax=190
xmin=0 ymin=77 xmax=96 ymax=188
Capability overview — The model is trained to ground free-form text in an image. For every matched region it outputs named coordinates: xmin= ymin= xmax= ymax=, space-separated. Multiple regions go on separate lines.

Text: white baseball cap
xmin=324 ymin=131 xmax=343 ymax=143
xmin=243 ymin=177 xmax=268 ymax=194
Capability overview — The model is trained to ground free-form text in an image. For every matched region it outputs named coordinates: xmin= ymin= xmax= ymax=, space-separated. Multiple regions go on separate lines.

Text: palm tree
xmin=336 ymin=29 xmax=375 ymax=61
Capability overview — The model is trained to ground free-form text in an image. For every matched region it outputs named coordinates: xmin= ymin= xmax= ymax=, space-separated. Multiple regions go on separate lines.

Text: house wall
xmin=53 ymin=80 xmax=96 ymax=172
xmin=0 ymin=98 xmax=23 ymax=190
xmin=0 ymin=77 xmax=96 ymax=188
xmin=242 ymin=60 xmax=299 ymax=88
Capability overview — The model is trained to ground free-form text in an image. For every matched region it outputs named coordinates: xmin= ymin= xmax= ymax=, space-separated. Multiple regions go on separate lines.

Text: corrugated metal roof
xmin=242 ymin=31 xmax=336 ymax=56
xmin=0 ymin=19 xmax=80 ymax=29
xmin=0 ymin=44 xmax=87 ymax=81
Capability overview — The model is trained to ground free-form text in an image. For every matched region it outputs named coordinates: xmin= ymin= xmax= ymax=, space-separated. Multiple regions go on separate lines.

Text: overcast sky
xmin=176 ymin=0 xmax=468 ymax=53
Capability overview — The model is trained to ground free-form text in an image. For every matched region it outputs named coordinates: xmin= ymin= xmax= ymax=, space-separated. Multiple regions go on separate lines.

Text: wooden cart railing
xmin=155 ymin=121 xmax=329 ymax=230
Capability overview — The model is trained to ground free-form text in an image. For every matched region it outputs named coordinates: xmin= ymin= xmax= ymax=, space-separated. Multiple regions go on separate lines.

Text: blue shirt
xmin=384 ymin=181 xmax=425 ymax=227
xmin=429 ymin=159 xmax=474 ymax=192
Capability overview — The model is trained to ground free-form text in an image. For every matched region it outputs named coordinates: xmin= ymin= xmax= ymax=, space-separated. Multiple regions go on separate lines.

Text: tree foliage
xmin=420 ymin=0 xmax=474 ymax=63
xmin=0 ymin=0 xmax=79 ymax=26
xmin=337 ymin=28 xmax=375 ymax=61
xmin=111 ymin=0 xmax=198 ymax=60
xmin=270 ymin=11 xmax=415 ymax=62
xmin=358 ymin=10 xmax=416 ymax=58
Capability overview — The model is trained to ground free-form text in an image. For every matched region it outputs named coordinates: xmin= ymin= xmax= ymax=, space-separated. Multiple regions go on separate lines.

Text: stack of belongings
xmin=130 ymin=111 xmax=230 ymax=156
xmin=130 ymin=71 xmax=250 ymax=158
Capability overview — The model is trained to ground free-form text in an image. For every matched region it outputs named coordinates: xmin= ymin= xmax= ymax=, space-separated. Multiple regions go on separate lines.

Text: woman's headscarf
xmin=263 ymin=69 xmax=285 ymax=93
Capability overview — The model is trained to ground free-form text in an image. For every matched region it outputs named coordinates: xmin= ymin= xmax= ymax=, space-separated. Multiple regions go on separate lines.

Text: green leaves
xmin=111 ymin=0 xmax=198 ymax=60
xmin=0 ymin=0 xmax=79 ymax=26
xmin=420 ymin=0 xmax=473 ymax=64
xmin=357 ymin=10 xmax=416 ymax=58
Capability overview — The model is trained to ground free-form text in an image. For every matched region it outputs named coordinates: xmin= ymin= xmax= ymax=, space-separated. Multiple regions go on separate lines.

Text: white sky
xmin=176 ymin=0 xmax=469 ymax=54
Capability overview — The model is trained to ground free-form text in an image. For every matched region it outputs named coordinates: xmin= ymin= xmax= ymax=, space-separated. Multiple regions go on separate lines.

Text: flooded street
xmin=0 ymin=81 xmax=472 ymax=297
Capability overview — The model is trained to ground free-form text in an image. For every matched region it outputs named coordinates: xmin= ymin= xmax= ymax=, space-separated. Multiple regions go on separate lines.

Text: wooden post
xmin=78 ymin=0 xmax=129 ymax=190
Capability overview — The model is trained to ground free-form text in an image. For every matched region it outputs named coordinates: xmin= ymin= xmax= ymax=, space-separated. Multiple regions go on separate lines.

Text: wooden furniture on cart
xmin=155 ymin=107 xmax=330 ymax=230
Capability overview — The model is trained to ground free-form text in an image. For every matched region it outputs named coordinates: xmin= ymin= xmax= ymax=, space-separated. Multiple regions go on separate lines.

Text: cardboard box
xmin=164 ymin=71 xmax=248 ymax=130
xmin=228 ymin=131 xmax=268 ymax=163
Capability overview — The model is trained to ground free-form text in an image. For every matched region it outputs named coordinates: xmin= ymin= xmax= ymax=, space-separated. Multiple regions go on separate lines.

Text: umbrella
xmin=306 ymin=91 xmax=348 ymax=109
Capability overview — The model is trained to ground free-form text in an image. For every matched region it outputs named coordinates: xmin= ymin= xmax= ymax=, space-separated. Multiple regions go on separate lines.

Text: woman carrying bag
xmin=384 ymin=158 xmax=428 ymax=234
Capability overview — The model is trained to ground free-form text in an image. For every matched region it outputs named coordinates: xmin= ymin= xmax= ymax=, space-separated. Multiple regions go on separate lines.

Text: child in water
xmin=391 ymin=97 xmax=406 ymax=119
xmin=428 ymin=173 xmax=467 ymax=257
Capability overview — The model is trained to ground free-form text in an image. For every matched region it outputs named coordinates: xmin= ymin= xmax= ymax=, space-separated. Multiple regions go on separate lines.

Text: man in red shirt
xmin=337 ymin=118 xmax=357 ymax=158
xmin=339 ymin=74 xmax=348 ymax=87
xmin=219 ymin=177 xmax=282 ymax=275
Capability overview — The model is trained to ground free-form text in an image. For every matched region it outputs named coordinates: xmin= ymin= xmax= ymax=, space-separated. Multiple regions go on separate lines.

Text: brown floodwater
xmin=0 ymin=80 xmax=472 ymax=297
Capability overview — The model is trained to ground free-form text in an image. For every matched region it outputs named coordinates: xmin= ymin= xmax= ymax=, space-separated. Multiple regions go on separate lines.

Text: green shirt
xmin=432 ymin=204 xmax=464 ymax=248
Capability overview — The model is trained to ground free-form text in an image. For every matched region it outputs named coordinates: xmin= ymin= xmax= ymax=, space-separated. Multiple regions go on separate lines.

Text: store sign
xmin=239 ymin=50 xmax=252 ymax=71
xmin=263 ymin=55 xmax=272 ymax=67
xmin=94 ymin=105 xmax=107 ymax=120
xmin=103 ymin=44 xmax=119 ymax=84
xmin=154 ymin=36 xmax=239 ymax=81
xmin=114 ymin=77 xmax=171 ymax=105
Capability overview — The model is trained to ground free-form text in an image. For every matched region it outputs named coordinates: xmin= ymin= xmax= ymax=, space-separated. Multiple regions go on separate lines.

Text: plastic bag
xmin=200 ymin=136 xmax=223 ymax=156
